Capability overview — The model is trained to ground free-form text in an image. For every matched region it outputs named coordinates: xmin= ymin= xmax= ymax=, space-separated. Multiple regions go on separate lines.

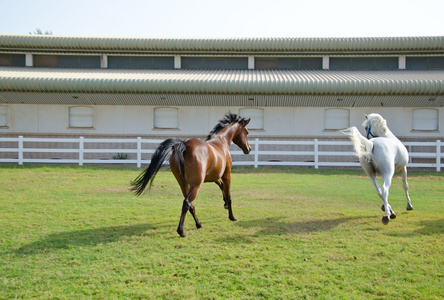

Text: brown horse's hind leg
xmin=177 ymin=185 xmax=201 ymax=237
xmin=177 ymin=198 xmax=190 ymax=237
xmin=171 ymin=163 xmax=189 ymax=198
xmin=189 ymin=202 xmax=202 ymax=228
xmin=171 ymin=164 xmax=196 ymax=237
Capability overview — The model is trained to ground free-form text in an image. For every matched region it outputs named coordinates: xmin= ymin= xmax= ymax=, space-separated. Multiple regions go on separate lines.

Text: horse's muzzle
xmin=243 ymin=146 xmax=252 ymax=154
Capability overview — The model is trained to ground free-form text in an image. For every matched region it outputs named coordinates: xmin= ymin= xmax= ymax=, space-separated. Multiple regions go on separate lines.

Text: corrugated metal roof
xmin=1 ymin=92 xmax=443 ymax=107
xmin=1 ymin=67 xmax=444 ymax=96
xmin=1 ymin=35 xmax=443 ymax=54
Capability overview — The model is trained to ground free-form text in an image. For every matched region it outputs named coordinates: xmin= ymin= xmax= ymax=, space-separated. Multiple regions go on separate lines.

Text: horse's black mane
xmin=206 ymin=113 xmax=247 ymax=140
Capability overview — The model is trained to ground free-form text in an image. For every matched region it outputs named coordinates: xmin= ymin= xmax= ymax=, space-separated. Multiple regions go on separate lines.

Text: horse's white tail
xmin=341 ymin=127 xmax=373 ymax=161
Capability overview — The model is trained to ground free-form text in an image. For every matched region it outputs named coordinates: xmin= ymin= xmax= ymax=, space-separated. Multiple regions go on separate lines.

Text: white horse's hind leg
xmin=360 ymin=161 xmax=383 ymax=199
xmin=380 ymin=173 xmax=396 ymax=224
xmin=362 ymin=163 xmax=394 ymax=223
xmin=368 ymin=175 xmax=383 ymax=200
xmin=401 ymin=167 xmax=413 ymax=210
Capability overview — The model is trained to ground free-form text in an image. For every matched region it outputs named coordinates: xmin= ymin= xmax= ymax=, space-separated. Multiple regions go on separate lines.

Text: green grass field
xmin=0 ymin=165 xmax=443 ymax=299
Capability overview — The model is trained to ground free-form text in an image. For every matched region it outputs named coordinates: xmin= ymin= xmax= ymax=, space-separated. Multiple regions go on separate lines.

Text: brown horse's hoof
xmin=196 ymin=223 xmax=203 ymax=229
xmin=229 ymin=217 xmax=237 ymax=221
xmin=177 ymin=228 xmax=186 ymax=237
xmin=382 ymin=216 xmax=390 ymax=225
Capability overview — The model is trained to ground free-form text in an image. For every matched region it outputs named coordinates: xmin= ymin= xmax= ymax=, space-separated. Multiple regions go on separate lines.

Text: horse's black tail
xmin=131 ymin=138 xmax=186 ymax=196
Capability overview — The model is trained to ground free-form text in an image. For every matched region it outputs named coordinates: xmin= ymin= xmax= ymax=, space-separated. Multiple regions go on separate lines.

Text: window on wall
xmin=329 ymin=57 xmax=398 ymax=70
xmin=239 ymin=108 xmax=264 ymax=130
xmin=412 ymin=109 xmax=439 ymax=131
xmin=255 ymin=57 xmax=322 ymax=70
xmin=406 ymin=56 xmax=444 ymax=70
xmin=69 ymin=107 xmax=94 ymax=128
xmin=0 ymin=106 xmax=7 ymax=126
xmin=108 ymin=56 xmax=174 ymax=69
xmin=324 ymin=109 xmax=350 ymax=130
xmin=0 ymin=54 xmax=26 ymax=67
xmin=181 ymin=57 xmax=248 ymax=69
xmin=34 ymin=55 xmax=101 ymax=68
xmin=154 ymin=107 xmax=179 ymax=129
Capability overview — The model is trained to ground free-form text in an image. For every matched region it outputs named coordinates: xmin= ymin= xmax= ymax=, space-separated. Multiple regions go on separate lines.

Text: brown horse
xmin=131 ymin=113 xmax=251 ymax=237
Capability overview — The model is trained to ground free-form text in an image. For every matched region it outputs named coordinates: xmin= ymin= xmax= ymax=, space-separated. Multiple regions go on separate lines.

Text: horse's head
xmin=362 ymin=113 xmax=388 ymax=139
xmin=232 ymin=118 xmax=251 ymax=154
xmin=207 ymin=113 xmax=252 ymax=154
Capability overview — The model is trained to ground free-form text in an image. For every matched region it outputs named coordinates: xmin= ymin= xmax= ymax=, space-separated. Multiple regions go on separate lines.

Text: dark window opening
xmin=108 ymin=56 xmax=174 ymax=69
xmin=181 ymin=57 xmax=248 ymax=69
xmin=330 ymin=57 xmax=398 ymax=70
xmin=34 ymin=55 xmax=100 ymax=68
xmin=406 ymin=56 xmax=444 ymax=70
xmin=255 ymin=57 xmax=322 ymax=70
xmin=0 ymin=54 xmax=26 ymax=67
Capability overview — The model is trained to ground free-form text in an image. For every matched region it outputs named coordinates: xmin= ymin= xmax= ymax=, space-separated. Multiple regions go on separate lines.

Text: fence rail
xmin=0 ymin=136 xmax=442 ymax=171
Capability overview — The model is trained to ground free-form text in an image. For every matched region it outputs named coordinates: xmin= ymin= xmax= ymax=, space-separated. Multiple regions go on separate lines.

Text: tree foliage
xmin=29 ymin=28 xmax=53 ymax=35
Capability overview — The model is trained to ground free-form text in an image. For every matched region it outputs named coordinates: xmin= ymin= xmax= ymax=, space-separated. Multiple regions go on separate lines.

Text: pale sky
xmin=1 ymin=0 xmax=443 ymax=38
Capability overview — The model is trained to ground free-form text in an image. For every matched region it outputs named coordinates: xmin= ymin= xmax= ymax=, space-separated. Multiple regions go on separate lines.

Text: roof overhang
xmin=1 ymin=67 xmax=444 ymax=99
xmin=1 ymin=92 xmax=443 ymax=107
xmin=1 ymin=35 xmax=444 ymax=55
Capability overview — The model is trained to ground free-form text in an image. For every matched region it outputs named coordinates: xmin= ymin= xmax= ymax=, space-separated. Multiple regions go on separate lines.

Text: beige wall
xmin=1 ymin=104 xmax=443 ymax=139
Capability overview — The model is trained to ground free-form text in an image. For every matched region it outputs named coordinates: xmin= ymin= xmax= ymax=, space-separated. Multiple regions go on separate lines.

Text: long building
xmin=0 ymin=34 xmax=443 ymax=140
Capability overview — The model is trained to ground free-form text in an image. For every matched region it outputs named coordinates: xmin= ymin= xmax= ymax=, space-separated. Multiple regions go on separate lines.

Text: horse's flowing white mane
xmin=362 ymin=113 xmax=388 ymax=137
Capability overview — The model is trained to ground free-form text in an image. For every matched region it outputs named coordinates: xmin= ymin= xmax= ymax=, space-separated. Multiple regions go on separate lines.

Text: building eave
xmin=1 ymin=67 xmax=444 ymax=96
xmin=1 ymin=35 xmax=444 ymax=55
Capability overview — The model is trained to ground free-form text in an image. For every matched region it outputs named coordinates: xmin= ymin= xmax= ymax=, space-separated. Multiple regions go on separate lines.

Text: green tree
xmin=29 ymin=28 xmax=53 ymax=35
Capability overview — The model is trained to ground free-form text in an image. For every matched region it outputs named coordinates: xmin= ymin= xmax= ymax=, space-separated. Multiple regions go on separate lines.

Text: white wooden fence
xmin=0 ymin=136 xmax=442 ymax=171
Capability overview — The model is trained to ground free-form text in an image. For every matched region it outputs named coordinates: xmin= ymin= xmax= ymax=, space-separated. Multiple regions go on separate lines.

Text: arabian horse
xmin=131 ymin=113 xmax=251 ymax=237
xmin=342 ymin=113 xmax=413 ymax=224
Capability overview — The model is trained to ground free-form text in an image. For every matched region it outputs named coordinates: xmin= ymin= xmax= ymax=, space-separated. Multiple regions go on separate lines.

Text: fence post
xmin=79 ymin=136 xmax=84 ymax=166
xmin=18 ymin=136 xmax=23 ymax=165
xmin=254 ymin=138 xmax=259 ymax=168
xmin=137 ymin=137 xmax=142 ymax=168
xmin=437 ymin=140 xmax=441 ymax=172
xmin=314 ymin=139 xmax=319 ymax=169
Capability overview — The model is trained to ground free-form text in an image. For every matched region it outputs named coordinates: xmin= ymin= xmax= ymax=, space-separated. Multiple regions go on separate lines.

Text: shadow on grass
xmin=13 ymin=223 xmax=159 ymax=255
xmin=218 ymin=215 xmax=371 ymax=243
xmin=386 ymin=218 xmax=444 ymax=237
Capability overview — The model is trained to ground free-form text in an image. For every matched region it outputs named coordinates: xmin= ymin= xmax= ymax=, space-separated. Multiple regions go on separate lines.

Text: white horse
xmin=342 ymin=113 xmax=413 ymax=224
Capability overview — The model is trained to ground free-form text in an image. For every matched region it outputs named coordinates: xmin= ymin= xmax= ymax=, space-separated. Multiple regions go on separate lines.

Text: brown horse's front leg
xmin=226 ymin=196 xmax=237 ymax=221
xmin=215 ymin=180 xmax=228 ymax=209
xmin=177 ymin=199 xmax=190 ymax=237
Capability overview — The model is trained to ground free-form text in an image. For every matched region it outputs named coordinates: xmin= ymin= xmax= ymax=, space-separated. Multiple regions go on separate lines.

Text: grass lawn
xmin=0 ymin=165 xmax=443 ymax=299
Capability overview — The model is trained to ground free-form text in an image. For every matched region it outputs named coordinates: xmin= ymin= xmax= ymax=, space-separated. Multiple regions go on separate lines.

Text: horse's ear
xmin=242 ymin=118 xmax=251 ymax=126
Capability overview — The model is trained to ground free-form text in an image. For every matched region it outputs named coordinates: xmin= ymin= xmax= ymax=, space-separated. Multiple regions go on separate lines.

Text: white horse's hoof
xmin=382 ymin=216 xmax=390 ymax=225
xmin=381 ymin=205 xmax=396 ymax=219
xmin=406 ymin=204 xmax=413 ymax=211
